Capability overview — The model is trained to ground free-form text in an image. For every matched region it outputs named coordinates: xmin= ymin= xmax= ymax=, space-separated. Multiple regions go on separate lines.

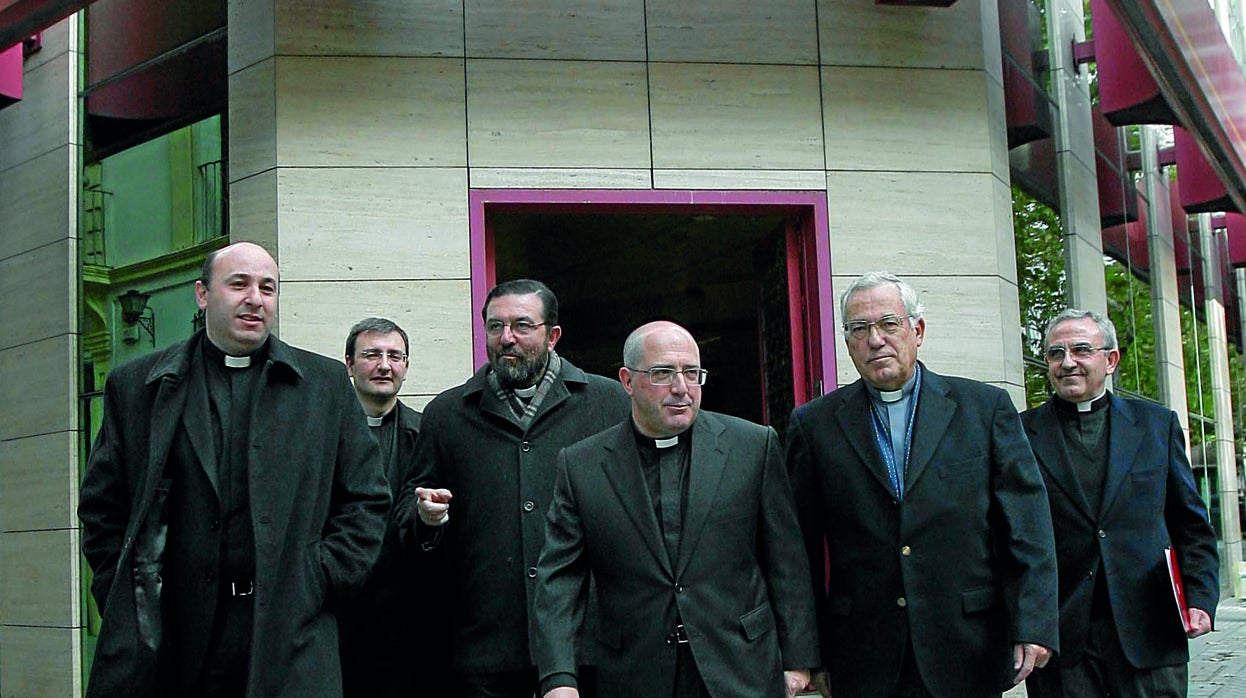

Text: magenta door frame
xmin=468 ymin=188 xmax=837 ymax=403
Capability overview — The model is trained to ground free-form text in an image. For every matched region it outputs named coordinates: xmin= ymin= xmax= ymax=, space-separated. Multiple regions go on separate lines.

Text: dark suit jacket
xmin=78 ymin=332 xmax=389 ymax=698
xmin=786 ymin=365 xmax=1058 ymax=698
xmin=534 ymin=411 xmax=820 ymax=698
xmin=394 ymin=358 xmax=630 ymax=673
xmin=1022 ymin=393 xmax=1219 ymax=670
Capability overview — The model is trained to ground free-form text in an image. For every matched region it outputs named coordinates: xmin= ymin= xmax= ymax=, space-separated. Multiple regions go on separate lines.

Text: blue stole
xmin=868 ymin=365 xmax=922 ymax=499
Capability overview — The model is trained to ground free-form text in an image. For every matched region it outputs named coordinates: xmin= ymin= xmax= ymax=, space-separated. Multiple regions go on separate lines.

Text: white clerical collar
xmin=1077 ymin=390 xmax=1108 ymax=413
xmin=654 ymin=436 xmax=679 ymax=449
xmin=224 ymin=354 xmax=251 ymax=369
xmin=366 ymin=406 xmax=395 ymax=427
xmin=870 ymin=370 xmax=918 ymax=404
xmin=513 ymin=384 xmax=538 ymax=399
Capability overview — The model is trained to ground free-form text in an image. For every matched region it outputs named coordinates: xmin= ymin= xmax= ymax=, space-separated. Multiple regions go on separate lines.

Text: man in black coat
xmin=534 ymin=321 xmax=819 ymax=698
xmin=338 ymin=317 xmax=445 ymax=697
xmin=395 ymin=279 xmax=630 ymax=697
xmin=78 ymin=242 xmax=389 ymax=697
xmin=786 ymin=271 xmax=1058 ymax=697
xmin=1023 ymin=309 xmax=1219 ymax=697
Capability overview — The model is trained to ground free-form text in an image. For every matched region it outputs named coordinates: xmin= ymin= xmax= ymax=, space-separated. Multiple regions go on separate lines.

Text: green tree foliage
xmin=1012 ymin=186 xmax=1066 ymax=406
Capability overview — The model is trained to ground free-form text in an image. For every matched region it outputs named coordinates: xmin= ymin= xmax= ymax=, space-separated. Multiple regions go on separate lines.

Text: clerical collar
xmin=203 ymin=335 xmax=265 ymax=369
xmin=513 ymin=384 xmax=538 ymax=399
xmin=632 ymin=422 xmax=689 ymax=450
xmin=867 ymin=369 xmax=919 ymax=404
xmin=366 ymin=406 xmax=395 ymax=427
xmin=1055 ymin=390 xmax=1110 ymax=414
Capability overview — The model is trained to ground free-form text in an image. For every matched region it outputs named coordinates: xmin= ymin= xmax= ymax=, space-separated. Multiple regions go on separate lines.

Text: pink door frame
xmin=468 ymin=188 xmax=836 ymax=405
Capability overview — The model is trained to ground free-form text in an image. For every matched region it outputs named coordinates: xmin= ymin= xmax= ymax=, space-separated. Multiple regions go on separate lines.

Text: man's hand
xmin=544 ymin=688 xmax=578 ymax=698
xmin=810 ymin=670 xmax=831 ymax=697
xmin=1012 ymin=642 xmax=1051 ymax=684
xmin=415 ymin=487 xmax=452 ymax=526
xmin=784 ymin=669 xmax=811 ymax=698
xmin=1188 ymin=607 xmax=1213 ymax=638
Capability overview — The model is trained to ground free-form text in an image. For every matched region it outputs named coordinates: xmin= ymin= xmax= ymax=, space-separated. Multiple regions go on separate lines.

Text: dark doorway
xmin=491 ymin=210 xmax=806 ymax=433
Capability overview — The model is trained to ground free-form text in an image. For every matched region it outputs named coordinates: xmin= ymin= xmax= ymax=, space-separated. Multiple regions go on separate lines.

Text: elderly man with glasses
xmin=534 ymin=320 xmax=818 ymax=698
xmin=1022 ymin=309 xmax=1218 ymax=698
xmin=786 ymin=270 xmax=1059 ymax=698
xmin=395 ymin=279 xmax=629 ymax=697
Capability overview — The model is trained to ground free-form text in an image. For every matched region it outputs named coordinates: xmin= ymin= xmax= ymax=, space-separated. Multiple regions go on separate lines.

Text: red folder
xmin=1165 ymin=546 xmax=1195 ymax=633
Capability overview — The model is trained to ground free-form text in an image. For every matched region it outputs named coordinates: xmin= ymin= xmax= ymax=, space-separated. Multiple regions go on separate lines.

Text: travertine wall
xmin=0 ymin=16 xmax=83 ymax=697
xmin=228 ymin=0 xmax=1026 ymax=406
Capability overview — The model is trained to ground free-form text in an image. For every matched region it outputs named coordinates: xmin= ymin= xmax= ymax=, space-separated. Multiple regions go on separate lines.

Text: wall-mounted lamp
xmin=118 ymin=289 xmax=156 ymax=347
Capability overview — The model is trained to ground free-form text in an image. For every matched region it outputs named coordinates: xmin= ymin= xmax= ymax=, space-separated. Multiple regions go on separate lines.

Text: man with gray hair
xmin=786 ymin=270 xmax=1058 ymax=697
xmin=1023 ymin=309 xmax=1218 ymax=697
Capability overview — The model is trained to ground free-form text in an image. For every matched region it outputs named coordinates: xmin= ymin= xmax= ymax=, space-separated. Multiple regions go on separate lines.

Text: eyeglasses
xmin=358 ymin=349 xmax=408 ymax=363
xmin=1044 ymin=343 xmax=1108 ymax=363
xmin=628 ymin=366 xmax=708 ymax=386
xmin=484 ymin=320 xmax=546 ymax=338
xmin=844 ymin=315 xmax=908 ymax=340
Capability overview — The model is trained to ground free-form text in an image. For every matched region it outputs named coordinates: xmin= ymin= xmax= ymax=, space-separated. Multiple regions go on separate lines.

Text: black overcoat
xmin=394 ymin=358 xmax=630 ymax=673
xmin=78 ymin=333 xmax=389 ymax=697
xmin=786 ymin=365 xmax=1059 ymax=697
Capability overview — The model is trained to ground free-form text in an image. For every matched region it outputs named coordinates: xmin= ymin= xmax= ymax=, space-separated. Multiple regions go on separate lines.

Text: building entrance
xmin=473 ymin=190 xmax=833 ymax=433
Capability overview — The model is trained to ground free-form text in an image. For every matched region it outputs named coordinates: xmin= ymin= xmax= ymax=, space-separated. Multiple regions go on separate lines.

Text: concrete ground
xmin=1003 ymin=596 xmax=1246 ymax=697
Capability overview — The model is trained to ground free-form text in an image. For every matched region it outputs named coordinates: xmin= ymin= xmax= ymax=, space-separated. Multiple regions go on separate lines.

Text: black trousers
xmin=1026 ymin=616 xmax=1188 ymax=698
xmin=187 ymin=592 xmax=253 ymax=698
xmin=454 ymin=667 xmax=597 ymax=698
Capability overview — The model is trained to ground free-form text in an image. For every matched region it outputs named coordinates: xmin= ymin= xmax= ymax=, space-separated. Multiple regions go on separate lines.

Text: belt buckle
xmin=666 ymin=623 xmax=689 ymax=645
xmin=230 ymin=580 xmax=254 ymax=597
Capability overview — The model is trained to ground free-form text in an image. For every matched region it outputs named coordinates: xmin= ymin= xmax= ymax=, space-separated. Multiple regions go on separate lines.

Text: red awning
xmin=1175 ymin=126 xmax=1238 ymax=214
xmin=1102 ymin=0 xmax=1246 ymax=213
xmin=0 ymin=41 xmax=20 ymax=107
xmin=1093 ymin=0 xmax=1177 ymax=124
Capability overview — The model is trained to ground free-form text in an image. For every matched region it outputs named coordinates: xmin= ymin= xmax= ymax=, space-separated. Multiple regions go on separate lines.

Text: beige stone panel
xmin=0 ymin=335 xmax=75 ymax=441
xmin=992 ymin=177 xmax=1019 ymax=286
xmin=646 ymin=0 xmax=817 ymax=64
xmin=278 ymin=56 xmax=466 ymax=168
xmin=464 ymin=0 xmax=644 ymax=60
xmin=0 ymin=54 xmax=72 ymax=172
xmin=0 ymin=626 xmax=80 ymax=697
xmin=650 ymin=63 xmax=823 ymax=170
xmin=823 ymin=66 xmax=991 ymax=173
xmin=825 ymin=170 xmax=1001 ymax=276
xmin=0 ymin=240 xmax=73 ymax=349
xmin=279 ymin=280 xmax=474 ymax=395
xmin=230 ymin=170 xmax=280 ymax=258
xmin=985 ymin=73 xmax=1010 ymax=182
xmin=0 ymin=432 xmax=78 ymax=532
xmin=653 ymin=169 xmax=827 ymax=190
xmin=228 ymin=0 xmax=275 ymax=74
xmin=399 ymin=394 xmax=436 ymax=412
xmin=830 ymin=273 xmax=1014 ymax=387
xmin=0 ymin=529 xmax=77 ymax=626
xmin=277 ymin=0 xmax=463 ymax=57
xmin=1066 ymin=235 xmax=1109 ymax=313
xmin=229 ymin=58 xmax=277 ymax=182
xmin=0 ymin=146 xmax=74 ymax=261
xmin=467 ymin=59 xmax=650 ymax=168
xmin=276 ymin=167 xmax=469 ymax=281
xmin=818 ymin=0 xmax=986 ymax=70
xmin=470 ymin=168 xmax=652 ymax=189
